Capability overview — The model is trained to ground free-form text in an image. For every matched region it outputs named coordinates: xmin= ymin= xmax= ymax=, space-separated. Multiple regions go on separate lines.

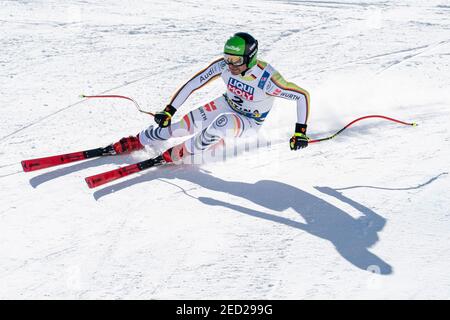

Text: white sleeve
xmin=169 ymin=58 xmax=226 ymax=108
xmin=265 ymin=69 xmax=310 ymax=125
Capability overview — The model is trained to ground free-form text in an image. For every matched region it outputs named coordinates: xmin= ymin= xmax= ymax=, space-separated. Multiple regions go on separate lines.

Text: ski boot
xmin=112 ymin=135 xmax=144 ymax=154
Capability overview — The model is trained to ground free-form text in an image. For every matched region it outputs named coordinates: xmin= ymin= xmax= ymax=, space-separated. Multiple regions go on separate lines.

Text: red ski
xmin=85 ymin=155 xmax=167 ymax=188
xmin=21 ymin=145 xmax=116 ymax=172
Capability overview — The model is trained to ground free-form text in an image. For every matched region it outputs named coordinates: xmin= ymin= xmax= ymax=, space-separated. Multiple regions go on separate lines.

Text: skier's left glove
xmin=154 ymin=105 xmax=177 ymax=128
xmin=290 ymin=123 xmax=309 ymax=150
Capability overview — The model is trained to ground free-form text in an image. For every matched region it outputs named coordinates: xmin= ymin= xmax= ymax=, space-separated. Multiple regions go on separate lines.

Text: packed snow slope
xmin=1 ymin=0 xmax=450 ymax=299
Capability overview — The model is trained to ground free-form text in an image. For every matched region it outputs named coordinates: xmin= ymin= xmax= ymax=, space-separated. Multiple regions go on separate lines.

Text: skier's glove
xmin=154 ymin=105 xmax=177 ymax=128
xmin=290 ymin=123 xmax=309 ymax=150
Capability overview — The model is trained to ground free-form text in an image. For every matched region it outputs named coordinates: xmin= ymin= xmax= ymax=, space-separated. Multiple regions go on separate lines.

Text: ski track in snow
xmin=1 ymin=0 xmax=450 ymax=299
xmin=376 ymin=39 xmax=450 ymax=74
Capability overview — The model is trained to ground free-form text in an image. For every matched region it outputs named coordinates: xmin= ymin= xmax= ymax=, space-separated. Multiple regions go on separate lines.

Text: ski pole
xmin=309 ymin=115 xmax=417 ymax=144
xmin=80 ymin=94 xmax=155 ymax=116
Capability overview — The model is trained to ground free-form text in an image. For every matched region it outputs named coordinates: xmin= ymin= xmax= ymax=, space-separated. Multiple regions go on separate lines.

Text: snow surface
xmin=1 ymin=0 xmax=450 ymax=299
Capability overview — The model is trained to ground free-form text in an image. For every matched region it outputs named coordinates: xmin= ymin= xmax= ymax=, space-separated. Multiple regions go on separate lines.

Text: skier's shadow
xmin=94 ymin=166 xmax=393 ymax=275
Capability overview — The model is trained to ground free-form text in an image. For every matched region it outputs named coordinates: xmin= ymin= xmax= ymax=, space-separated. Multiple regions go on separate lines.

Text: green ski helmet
xmin=223 ymin=32 xmax=258 ymax=68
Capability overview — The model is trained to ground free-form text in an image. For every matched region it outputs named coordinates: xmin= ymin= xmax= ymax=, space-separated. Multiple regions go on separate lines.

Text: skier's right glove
xmin=154 ymin=105 xmax=177 ymax=128
xmin=290 ymin=123 xmax=309 ymax=150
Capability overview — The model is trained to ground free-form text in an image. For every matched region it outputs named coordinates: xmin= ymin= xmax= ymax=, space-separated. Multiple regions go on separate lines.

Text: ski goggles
xmin=224 ymin=54 xmax=245 ymax=66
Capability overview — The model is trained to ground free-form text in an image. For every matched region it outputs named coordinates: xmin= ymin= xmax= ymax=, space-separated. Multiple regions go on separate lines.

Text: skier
xmin=21 ymin=33 xmax=415 ymax=187
xmin=112 ymin=32 xmax=310 ymax=163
